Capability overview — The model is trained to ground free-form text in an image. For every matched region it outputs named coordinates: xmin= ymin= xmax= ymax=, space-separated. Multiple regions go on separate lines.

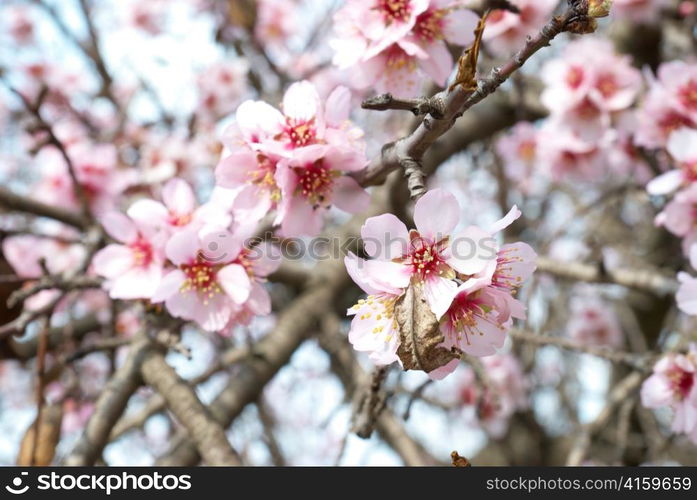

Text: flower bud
xmin=588 ymin=0 xmax=612 ymax=18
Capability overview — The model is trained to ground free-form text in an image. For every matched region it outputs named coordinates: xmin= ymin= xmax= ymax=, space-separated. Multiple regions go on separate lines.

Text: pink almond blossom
xmin=566 ymin=295 xmax=624 ymax=348
xmin=332 ymin=0 xmax=478 ymax=96
xmin=151 ymin=227 xmax=252 ymax=331
xmin=647 ymin=127 xmax=697 ymax=195
xmin=127 ymin=178 xmax=231 ymax=236
xmin=92 ymin=212 xmax=165 ymax=300
xmin=655 ymin=183 xmax=697 ymax=254
xmin=641 ymin=345 xmax=697 ymax=444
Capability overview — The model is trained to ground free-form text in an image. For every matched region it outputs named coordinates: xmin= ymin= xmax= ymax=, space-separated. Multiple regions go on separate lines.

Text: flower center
xmin=659 ymin=111 xmax=693 ymax=137
xmin=384 ymin=44 xmax=418 ymax=75
xmin=406 ymin=234 xmax=448 ymax=280
xmin=414 ymin=9 xmax=444 ymax=42
xmin=566 ymin=66 xmax=585 ymax=90
xmin=283 ymin=117 xmax=317 ymax=148
xmin=130 ymin=237 xmax=154 ymax=267
xmin=491 ymin=248 xmax=524 ymax=291
xmin=678 ymin=79 xmax=697 ymax=110
xmin=234 ymin=248 xmax=256 ymax=278
xmin=179 ymin=257 xmax=222 ymax=302
xmin=669 ymin=366 xmax=694 ymax=400
xmin=248 ymin=154 xmax=281 ymax=202
xmin=596 ymin=73 xmax=618 ymax=98
xmin=294 ymin=159 xmax=338 ymax=207
xmin=168 ymin=212 xmax=193 ymax=227
xmin=447 ymin=291 xmax=498 ymax=346
xmin=376 ymin=0 xmax=412 ymax=24
xmin=517 ymin=140 xmax=536 ymax=163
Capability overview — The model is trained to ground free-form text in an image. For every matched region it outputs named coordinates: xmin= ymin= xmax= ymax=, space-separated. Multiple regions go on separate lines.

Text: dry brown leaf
xmin=395 ymin=283 xmax=458 ymax=373
xmin=448 ymin=11 xmax=488 ymax=92
xmin=17 ymin=404 xmax=63 ymax=466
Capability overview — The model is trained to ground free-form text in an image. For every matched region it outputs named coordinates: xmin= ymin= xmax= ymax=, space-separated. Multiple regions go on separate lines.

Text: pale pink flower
xmin=541 ymin=38 xmax=642 ymax=136
xmin=33 ymin=143 xmax=133 ymax=215
xmin=648 ymin=128 xmax=697 ymax=195
xmin=612 ymin=0 xmax=672 ymax=23
xmin=483 ymin=0 xmax=558 ymax=56
xmin=641 ymin=346 xmax=697 ymax=442
xmin=655 ymin=184 xmax=697 ymax=253
xmin=495 ymin=122 xmax=539 ymax=192
xmin=356 ymin=189 xmax=510 ymax=320
xmin=274 ymin=145 xmax=370 ymax=236
xmin=536 ymin=125 xmax=606 ymax=182
xmin=197 ymin=60 xmax=249 ymax=122
xmin=566 ymin=295 xmax=624 ymax=348
xmin=127 ymin=178 xmax=231 ymax=236
xmin=128 ymin=0 xmax=168 ymax=35
xmin=254 ymin=0 xmax=297 ymax=48
xmin=332 ymin=0 xmax=478 ymax=96
xmin=2 ymin=234 xmax=84 ymax=279
xmin=92 ymin=212 xmax=165 ymax=300
xmin=5 ymin=6 xmax=35 ymax=45
xmin=151 ymin=227 xmax=252 ymax=331
xmin=432 ymin=240 xmax=536 ymax=379
xmin=455 ymin=353 xmax=527 ymax=437
xmin=217 ymin=82 xmax=368 ymax=234
xmin=345 ymin=252 xmax=403 ymax=365
xmin=636 ymin=62 xmax=697 ymax=149
xmin=222 ymin=242 xmax=281 ymax=328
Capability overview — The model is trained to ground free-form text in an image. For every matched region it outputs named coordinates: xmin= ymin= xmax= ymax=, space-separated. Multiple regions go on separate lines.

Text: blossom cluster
xmin=331 ymin=0 xmax=479 ymax=96
xmin=345 ymin=189 xmax=537 ymax=379
xmin=641 ymin=345 xmax=697 ymax=445
xmin=456 ymin=353 xmax=528 ymax=437
xmin=215 ymin=81 xmax=370 ymax=237
xmin=91 ymin=178 xmax=279 ymax=332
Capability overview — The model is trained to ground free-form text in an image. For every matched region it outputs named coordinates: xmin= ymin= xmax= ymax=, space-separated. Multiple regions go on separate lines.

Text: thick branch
xmin=535 ymin=256 xmax=678 ymax=296
xmin=0 ymin=187 xmax=87 ymax=230
xmin=63 ymin=337 xmax=149 ymax=465
xmin=140 ymin=349 xmax=242 ymax=466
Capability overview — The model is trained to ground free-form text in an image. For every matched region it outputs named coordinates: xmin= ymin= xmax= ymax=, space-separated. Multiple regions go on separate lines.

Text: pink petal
xmin=218 ymin=263 xmax=251 ymax=304
xmin=165 ymin=229 xmax=199 ymax=265
xmin=646 ymin=170 xmax=684 ymax=196
xmin=332 ymin=176 xmax=371 ymax=214
xmin=361 ymin=213 xmax=409 ymax=260
xmin=109 ymin=265 xmax=162 ymax=300
xmin=278 ymin=197 xmax=324 ymax=237
xmin=414 ymin=188 xmax=460 ymax=241
xmin=101 ymin=212 xmax=137 ymax=243
xmin=92 ymin=244 xmax=133 ymax=278
xmin=417 ymin=41 xmax=452 ymax=87
xmin=246 ymin=281 xmax=271 ymax=316
xmin=215 ymin=149 xmax=260 ymax=188
xmin=489 ymin=205 xmax=522 ymax=234
xmin=427 ymin=358 xmax=460 ymax=380
xmin=447 ymin=226 xmax=498 ymax=275
xmin=151 ymin=269 xmax=186 ymax=302
xmin=423 ymin=276 xmax=458 ymax=319
xmin=442 ymin=8 xmax=479 ymax=45
xmin=324 ymin=86 xmax=351 ymax=127
xmin=235 ymin=100 xmax=284 ymax=140
xmin=667 ymin=127 xmax=697 ymax=163
xmin=162 ymin=178 xmax=196 ymax=215
xmin=282 ymin=81 xmax=321 ymax=124
xmin=126 ymin=199 xmax=169 ymax=228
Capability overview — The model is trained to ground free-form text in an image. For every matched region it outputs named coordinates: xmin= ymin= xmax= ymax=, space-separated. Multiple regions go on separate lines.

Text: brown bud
xmin=588 ymin=0 xmax=612 ymax=17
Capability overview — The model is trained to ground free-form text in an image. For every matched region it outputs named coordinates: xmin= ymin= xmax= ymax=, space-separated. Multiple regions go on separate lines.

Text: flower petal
xmin=414 ymin=188 xmax=459 ymax=241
